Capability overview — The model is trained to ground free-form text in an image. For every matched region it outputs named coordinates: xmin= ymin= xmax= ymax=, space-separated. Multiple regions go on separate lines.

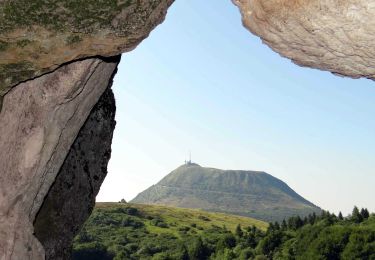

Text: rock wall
xmin=233 ymin=0 xmax=375 ymax=79
xmin=34 ymin=82 xmax=116 ymax=260
xmin=0 ymin=56 xmax=119 ymax=260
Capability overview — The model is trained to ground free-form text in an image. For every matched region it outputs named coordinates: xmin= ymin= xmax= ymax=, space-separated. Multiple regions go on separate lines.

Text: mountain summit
xmin=131 ymin=164 xmax=321 ymax=222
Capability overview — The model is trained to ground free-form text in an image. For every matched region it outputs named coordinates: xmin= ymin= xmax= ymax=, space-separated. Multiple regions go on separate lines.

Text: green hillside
xmin=73 ymin=203 xmax=375 ymax=260
xmin=131 ymin=163 xmax=321 ymax=222
xmin=72 ymin=202 xmax=267 ymax=259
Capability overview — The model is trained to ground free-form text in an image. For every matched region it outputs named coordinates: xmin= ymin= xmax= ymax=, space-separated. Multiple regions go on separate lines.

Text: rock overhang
xmin=0 ymin=0 xmax=175 ymax=97
xmin=233 ymin=0 xmax=375 ymax=80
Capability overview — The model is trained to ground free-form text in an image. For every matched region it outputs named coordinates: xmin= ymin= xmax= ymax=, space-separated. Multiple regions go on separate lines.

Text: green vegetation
xmin=16 ymin=39 xmax=33 ymax=48
xmin=73 ymin=203 xmax=267 ymax=259
xmin=0 ymin=62 xmax=36 ymax=94
xmin=0 ymin=0 xmax=134 ymax=33
xmin=66 ymin=35 xmax=83 ymax=45
xmin=131 ymin=164 xmax=321 ymax=222
xmin=73 ymin=203 xmax=374 ymax=259
xmin=0 ymin=40 xmax=9 ymax=51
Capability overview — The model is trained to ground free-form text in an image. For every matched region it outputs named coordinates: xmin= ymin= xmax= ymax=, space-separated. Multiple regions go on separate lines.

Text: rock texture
xmin=0 ymin=0 xmax=174 ymax=97
xmin=233 ymin=0 xmax=375 ymax=79
xmin=0 ymin=56 xmax=119 ymax=260
xmin=34 ymin=84 xmax=116 ymax=260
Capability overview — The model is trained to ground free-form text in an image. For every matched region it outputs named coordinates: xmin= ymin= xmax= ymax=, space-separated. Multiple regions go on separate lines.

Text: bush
xmin=198 ymin=215 xmax=210 ymax=221
xmin=150 ymin=218 xmax=169 ymax=228
xmin=73 ymin=243 xmax=113 ymax=260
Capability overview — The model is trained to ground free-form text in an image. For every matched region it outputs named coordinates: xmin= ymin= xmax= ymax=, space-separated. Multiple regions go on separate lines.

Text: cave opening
xmin=97 ymin=0 xmax=375 ymax=216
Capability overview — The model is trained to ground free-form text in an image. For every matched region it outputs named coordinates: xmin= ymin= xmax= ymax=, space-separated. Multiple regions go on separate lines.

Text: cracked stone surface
xmin=233 ymin=0 xmax=375 ymax=79
xmin=34 ymin=84 xmax=116 ymax=260
xmin=0 ymin=56 xmax=119 ymax=260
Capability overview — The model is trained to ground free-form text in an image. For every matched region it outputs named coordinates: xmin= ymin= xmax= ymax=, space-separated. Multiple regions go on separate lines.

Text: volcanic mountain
xmin=131 ymin=163 xmax=321 ymax=222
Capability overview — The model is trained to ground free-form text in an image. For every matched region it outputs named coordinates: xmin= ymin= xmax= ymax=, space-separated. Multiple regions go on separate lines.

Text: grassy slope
xmin=97 ymin=202 xmax=268 ymax=232
xmin=72 ymin=203 xmax=267 ymax=259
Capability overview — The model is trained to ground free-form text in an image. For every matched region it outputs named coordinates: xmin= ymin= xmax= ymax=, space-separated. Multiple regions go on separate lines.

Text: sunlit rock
xmin=233 ymin=0 xmax=375 ymax=79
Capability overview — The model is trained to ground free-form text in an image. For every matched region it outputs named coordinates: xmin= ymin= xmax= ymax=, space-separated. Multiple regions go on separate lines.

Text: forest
xmin=73 ymin=203 xmax=375 ymax=260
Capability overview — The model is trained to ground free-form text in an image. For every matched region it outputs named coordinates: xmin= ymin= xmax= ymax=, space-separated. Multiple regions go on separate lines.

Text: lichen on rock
xmin=0 ymin=0 xmax=174 ymax=96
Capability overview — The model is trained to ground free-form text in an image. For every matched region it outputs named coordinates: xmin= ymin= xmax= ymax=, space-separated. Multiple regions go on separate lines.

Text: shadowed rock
xmin=34 ymin=80 xmax=116 ymax=260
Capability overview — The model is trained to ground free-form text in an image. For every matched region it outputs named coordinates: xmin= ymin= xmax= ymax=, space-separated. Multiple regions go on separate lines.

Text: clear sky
xmin=97 ymin=0 xmax=375 ymax=215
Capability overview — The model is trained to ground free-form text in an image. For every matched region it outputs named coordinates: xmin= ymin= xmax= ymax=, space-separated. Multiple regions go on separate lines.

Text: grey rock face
xmin=0 ymin=56 xmax=119 ymax=260
xmin=233 ymin=0 xmax=375 ymax=80
xmin=34 ymin=76 xmax=117 ymax=260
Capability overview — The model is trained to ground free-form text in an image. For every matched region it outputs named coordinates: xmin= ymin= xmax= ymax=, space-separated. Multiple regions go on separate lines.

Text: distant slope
xmin=131 ymin=163 xmax=321 ymax=222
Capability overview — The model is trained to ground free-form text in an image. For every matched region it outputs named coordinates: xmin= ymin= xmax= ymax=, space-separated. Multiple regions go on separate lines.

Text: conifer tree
xmin=360 ymin=208 xmax=370 ymax=219
xmin=274 ymin=222 xmax=280 ymax=231
xmin=351 ymin=206 xmax=363 ymax=223
xmin=281 ymin=220 xmax=287 ymax=230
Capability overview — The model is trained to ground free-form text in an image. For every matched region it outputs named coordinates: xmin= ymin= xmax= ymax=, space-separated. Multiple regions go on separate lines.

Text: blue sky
xmin=97 ymin=0 xmax=375 ymax=215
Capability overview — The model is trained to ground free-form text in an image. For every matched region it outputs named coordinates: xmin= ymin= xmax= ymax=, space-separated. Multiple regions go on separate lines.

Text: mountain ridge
xmin=131 ymin=164 xmax=321 ymax=222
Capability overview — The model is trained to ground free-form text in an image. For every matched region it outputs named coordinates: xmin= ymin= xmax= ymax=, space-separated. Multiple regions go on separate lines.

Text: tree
xmin=257 ymin=231 xmax=283 ymax=257
xmin=338 ymin=212 xmax=344 ymax=220
xmin=288 ymin=216 xmax=303 ymax=230
xmin=281 ymin=220 xmax=287 ymax=230
xmin=245 ymin=232 xmax=257 ymax=248
xmin=360 ymin=208 xmax=370 ymax=219
xmin=187 ymin=237 xmax=207 ymax=260
xmin=308 ymin=213 xmax=317 ymax=225
xmin=351 ymin=206 xmax=363 ymax=223
xmin=235 ymin=224 xmax=243 ymax=238
xmin=267 ymin=223 xmax=274 ymax=233
xmin=274 ymin=222 xmax=280 ymax=231
xmin=120 ymin=198 xmax=127 ymax=203
xmin=217 ymin=233 xmax=237 ymax=253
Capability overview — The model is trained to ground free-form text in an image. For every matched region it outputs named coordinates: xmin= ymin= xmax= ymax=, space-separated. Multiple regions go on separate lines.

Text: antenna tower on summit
xmin=185 ymin=150 xmax=192 ymax=165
